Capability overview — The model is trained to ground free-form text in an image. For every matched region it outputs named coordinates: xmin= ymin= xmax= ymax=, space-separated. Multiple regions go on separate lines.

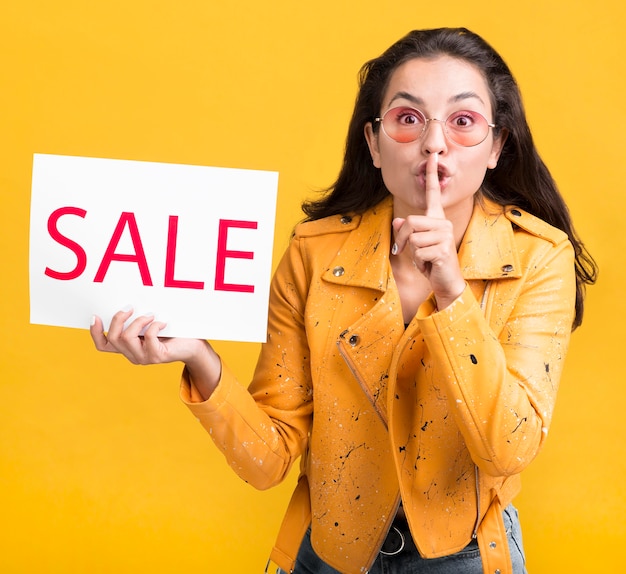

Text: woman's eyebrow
xmin=388 ymin=91 xmax=423 ymax=107
xmin=387 ymin=90 xmax=486 ymax=107
xmin=450 ymin=91 xmax=486 ymax=105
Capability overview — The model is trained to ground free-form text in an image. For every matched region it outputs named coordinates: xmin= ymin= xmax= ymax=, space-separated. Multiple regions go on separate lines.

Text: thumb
xmin=391 ymin=217 xmax=406 ymax=255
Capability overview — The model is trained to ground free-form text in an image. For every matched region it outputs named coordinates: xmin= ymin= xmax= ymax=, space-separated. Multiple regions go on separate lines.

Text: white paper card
xmin=29 ymin=154 xmax=278 ymax=342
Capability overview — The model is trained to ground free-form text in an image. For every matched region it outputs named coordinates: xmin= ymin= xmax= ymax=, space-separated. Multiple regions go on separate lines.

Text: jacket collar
xmin=322 ymin=195 xmax=523 ymax=291
xmin=458 ymin=198 xmax=522 ymax=280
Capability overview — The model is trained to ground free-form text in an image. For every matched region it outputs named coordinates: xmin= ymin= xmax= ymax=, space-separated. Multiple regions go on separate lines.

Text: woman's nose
xmin=420 ymin=118 xmax=448 ymax=155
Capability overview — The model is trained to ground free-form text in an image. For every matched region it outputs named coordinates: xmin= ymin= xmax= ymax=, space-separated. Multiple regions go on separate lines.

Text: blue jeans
xmin=278 ymin=504 xmax=527 ymax=574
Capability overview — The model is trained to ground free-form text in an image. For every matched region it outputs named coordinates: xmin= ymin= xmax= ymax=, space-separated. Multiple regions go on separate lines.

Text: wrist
xmin=184 ymin=340 xmax=222 ymax=400
xmin=434 ymin=281 xmax=466 ymax=311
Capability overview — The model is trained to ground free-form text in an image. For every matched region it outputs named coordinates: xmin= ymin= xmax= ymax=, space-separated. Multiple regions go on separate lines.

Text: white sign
xmin=29 ymin=154 xmax=279 ymax=342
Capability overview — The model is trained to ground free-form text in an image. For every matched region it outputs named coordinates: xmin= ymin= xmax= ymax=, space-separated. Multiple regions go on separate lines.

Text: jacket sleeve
xmin=416 ymin=234 xmax=576 ymax=477
xmin=180 ymin=236 xmax=314 ymax=490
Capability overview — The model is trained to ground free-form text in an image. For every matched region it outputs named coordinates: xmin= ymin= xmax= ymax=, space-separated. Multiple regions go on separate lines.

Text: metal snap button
xmin=333 ymin=266 xmax=345 ymax=277
xmin=501 ymin=264 xmax=514 ymax=273
xmin=348 ymin=335 xmax=359 ymax=346
xmin=340 ymin=215 xmax=352 ymax=224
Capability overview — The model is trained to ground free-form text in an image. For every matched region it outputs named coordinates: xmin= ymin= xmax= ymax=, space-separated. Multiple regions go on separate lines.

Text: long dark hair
xmin=301 ymin=27 xmax=597 ymax=329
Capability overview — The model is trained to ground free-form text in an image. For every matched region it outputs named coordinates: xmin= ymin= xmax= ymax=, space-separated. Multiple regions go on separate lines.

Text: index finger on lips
xmin=425 ymin=153 xmax=445 ymax=219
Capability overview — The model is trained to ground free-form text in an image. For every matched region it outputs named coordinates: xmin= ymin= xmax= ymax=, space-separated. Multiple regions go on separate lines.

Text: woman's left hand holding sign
xmin=90 ymin=308 xmax=222 ymax=400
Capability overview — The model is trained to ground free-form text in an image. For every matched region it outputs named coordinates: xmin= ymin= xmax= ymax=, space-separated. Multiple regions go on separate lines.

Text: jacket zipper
xmin=336 ymin=335 xmax=389 ymax=429
xmin=471 ymin=464 xmax=480 ymax=539
xmin=471 ymin=281 xmax=490 ymax=539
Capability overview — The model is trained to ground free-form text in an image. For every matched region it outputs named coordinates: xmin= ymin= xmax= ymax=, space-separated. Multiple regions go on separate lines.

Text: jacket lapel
xmin=321 ymin=197 xmax=394 ymax=291
xmin=458 ymin=199 xmax=522 ymax=280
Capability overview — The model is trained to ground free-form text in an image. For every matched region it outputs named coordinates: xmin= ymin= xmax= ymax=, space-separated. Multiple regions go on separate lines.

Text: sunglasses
xmin=375 ymin=106 xmax=495 ymax=147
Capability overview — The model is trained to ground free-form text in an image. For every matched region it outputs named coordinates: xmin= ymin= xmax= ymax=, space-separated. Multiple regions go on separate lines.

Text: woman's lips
xmin=416 ymin=161 xmax=451 ymax=190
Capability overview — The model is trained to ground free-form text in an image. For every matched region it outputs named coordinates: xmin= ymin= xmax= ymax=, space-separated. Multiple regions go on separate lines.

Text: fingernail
xmin=121 ymin=304 xmax=133 ymax=312
xmin=90 ymin=315 xmax=96 ymax=326
xmin=391 ymin=243 xmax=398 ymax=255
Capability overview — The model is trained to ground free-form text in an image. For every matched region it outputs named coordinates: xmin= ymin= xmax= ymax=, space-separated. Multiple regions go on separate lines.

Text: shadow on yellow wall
xmin=1 ymin=1 xmax=624 ymax=572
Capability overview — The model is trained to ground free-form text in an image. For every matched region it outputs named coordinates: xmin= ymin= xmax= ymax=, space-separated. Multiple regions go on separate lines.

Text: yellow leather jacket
xmin=181 ymin=196 xmax=575 ymax=574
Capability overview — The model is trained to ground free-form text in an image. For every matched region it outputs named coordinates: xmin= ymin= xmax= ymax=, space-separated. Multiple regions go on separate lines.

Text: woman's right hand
xmin=90 ymin=308 xmax=222 ymax=400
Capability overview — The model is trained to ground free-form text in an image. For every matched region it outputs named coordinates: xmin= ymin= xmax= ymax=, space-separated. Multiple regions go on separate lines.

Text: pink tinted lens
xmin=382 ymin=107 xmax=425 ymax=143
xmin=445 ymin=110 xmax=489 ymax=146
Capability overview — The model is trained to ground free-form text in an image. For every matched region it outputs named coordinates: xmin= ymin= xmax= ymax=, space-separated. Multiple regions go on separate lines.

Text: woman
xmin=91 ymin=28 xmax=597 ymax=574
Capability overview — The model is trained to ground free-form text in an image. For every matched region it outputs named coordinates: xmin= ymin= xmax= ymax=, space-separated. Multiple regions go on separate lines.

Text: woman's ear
xmin=364 ymin=122 xmax=382 ymax=168
xmin=487 ymin=128 xmax=509 ymax=169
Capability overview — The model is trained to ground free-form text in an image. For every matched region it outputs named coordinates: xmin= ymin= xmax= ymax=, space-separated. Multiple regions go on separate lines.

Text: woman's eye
xmin=396 ymin=110 xmax=421 ymax=126
xmin=450 ymin=112 xmax=477 ymax=128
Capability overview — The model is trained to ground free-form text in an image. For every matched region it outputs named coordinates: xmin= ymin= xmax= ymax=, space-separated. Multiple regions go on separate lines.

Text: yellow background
xmin=1 ymin=1 xmax=623 ymax=572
